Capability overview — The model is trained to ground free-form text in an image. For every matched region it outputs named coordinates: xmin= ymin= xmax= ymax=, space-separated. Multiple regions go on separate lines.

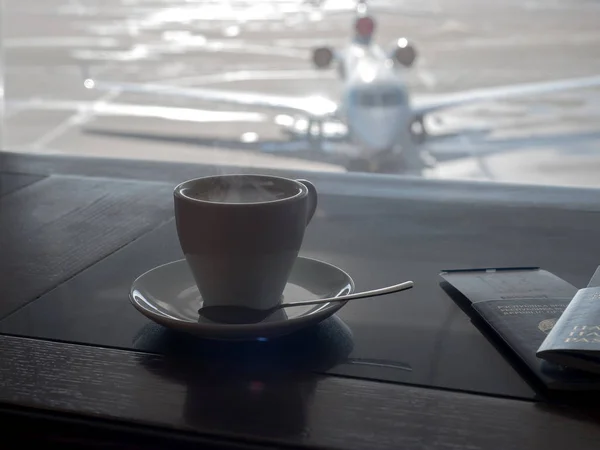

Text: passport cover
xmin=440 ymin=267 xmax=600 ymax=390
xmin=537 ymin=266 xmax=600 ymax=375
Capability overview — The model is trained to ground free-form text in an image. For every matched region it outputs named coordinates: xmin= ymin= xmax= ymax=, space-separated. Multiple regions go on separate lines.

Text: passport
xmin=440 ymin=267 xmax=600 ymax=391
xmin=537 ymin=266 xmax=600 ymax=375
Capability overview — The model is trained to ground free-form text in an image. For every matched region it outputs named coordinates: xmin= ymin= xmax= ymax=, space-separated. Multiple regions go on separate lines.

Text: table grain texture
xmin=3 ymin=151 xmax=600 ymax=449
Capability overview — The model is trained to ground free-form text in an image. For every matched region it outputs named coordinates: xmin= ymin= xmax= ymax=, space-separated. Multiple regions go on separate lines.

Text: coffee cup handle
xmin=297 ymin=179 xmax=318 ymax=225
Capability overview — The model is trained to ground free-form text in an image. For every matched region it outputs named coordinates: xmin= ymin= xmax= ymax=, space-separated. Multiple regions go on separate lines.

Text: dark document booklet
xmin=440 ymin=267 xmax=600 ymax=390
xmin=537 ymin=266 xmax=600 ymax=375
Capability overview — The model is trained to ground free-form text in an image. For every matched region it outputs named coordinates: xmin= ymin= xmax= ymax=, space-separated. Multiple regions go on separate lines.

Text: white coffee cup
xmin=174 ymin=174 xmax=318 ymax=311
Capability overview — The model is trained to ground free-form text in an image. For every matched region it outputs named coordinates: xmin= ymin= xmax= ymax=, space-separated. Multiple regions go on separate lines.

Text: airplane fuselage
xmin=336 ymin=42 xmax=414 ymax=157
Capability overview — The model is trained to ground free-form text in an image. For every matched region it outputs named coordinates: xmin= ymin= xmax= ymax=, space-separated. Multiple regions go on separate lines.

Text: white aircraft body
xmin=18 ymin=2 xmax=600 ymax=173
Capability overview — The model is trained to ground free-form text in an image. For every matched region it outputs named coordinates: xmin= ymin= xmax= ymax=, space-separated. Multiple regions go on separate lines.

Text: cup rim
xmin=174 ymin=174 xmax=307 ymax=206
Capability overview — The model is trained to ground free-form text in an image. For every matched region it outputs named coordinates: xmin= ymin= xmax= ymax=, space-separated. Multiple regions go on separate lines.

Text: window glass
xmin=357 ymin=91 xmax=378 ymax=107
xmin=381 ymin=89 xmax=404 ymax=107
xmin=354 ymin=89 xmax=404 ymax=107
xmin=3 ymin=0 xmax=600 ymax=186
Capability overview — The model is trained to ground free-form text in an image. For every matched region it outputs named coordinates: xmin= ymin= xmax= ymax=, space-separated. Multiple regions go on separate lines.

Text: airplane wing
xmin=428 ymin=129 xmax=600 ymax=162
xmin=8 ymin=99 xmax=266 ymax=123
xmin=84 ymin=79 xmax=339 ymax=119
xmin=412 ymin=75 xmax=600 ymax=117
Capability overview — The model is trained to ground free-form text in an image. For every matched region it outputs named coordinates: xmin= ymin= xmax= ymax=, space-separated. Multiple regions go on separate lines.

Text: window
xmin=2 ymin=1 xmax=600 ymax=186
xmin=381 ymin=89 xmax=404 ymax=107
xmin=356 ymin=90 xmax=379 ymax=107
xmin=354 ymin=88 xmax=404 ymax=108
xmin=4 ymin=0 xmax=600 ymax=414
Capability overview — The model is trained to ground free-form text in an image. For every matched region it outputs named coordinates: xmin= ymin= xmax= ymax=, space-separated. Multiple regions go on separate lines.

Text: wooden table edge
xmin=3 ymin=333 xmax=600 ymax=450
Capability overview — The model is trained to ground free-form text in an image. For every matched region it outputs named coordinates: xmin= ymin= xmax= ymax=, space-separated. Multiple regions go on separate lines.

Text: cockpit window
xmin=355 ymin=89 xmax=405 ymax=107
xmin=381 ymin=89 xmax=405 ymax=106
xmin=357 ymin=91 xmax=378 ymax=107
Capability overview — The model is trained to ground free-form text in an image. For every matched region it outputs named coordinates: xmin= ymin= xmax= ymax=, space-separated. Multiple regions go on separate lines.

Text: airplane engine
xmin=391 ymin=38 xmax=417 ymax=68
xmin=312 ymin=47 xmax=334 ymax=69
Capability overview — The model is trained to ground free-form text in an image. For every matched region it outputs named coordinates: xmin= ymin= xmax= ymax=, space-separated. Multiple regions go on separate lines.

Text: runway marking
xmin=68 ymin=40 xmax=306 ymax=63
xmin=21 ymin=65 xmax=307 ymax=149
xmin=5 ymin=36 xmax=120 ymax=49
xmin=159 ymin=69 xmax=335 ymax=86
xmin=433 ymin=31 xmax=600 ymax=52
xmin=11 ymin=67 xmax=329 ymax=133
xmin=70 ymin=45 xmax=151 ymax=62
xmin=29 ymin=89 xmax=121 ymax=151
xmin=189 ymin=41 xmax=307 ymax=59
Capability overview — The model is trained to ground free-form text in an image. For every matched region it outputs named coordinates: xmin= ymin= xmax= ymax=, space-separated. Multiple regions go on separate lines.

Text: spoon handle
xmin=283 ymin=280 xmax=414 ymax=308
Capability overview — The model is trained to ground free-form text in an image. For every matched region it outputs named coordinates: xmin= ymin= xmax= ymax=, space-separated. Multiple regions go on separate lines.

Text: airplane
xmin=66 ymin=2 xmax=600 ymax=173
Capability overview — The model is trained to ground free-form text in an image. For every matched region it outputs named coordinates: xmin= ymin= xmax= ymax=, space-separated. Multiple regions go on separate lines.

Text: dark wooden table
xmin=3 ymin=151 xmax=600 ymax=450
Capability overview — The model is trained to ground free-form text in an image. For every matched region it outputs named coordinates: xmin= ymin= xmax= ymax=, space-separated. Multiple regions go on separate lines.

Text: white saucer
xmin=130 ymin=256 xmax=354 ymax=340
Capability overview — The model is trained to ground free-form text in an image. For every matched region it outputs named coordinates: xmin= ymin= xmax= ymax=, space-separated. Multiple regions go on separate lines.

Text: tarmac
xmin=4 ymin=0 xmax=600 ymax=187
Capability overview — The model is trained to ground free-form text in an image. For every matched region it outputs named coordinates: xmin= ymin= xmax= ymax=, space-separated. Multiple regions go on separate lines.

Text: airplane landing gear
xmin=346 ymin=144 xmax=437 ymax=174
xmin=307 ymin=118 xmax=324 ymax=151
xmin=347 ymin=151 xmax=407 ymax=173
xmin=410 ymin=116 xmax=427 ymax=144
xmin=279 ymin=116 xmax=325 ymax=147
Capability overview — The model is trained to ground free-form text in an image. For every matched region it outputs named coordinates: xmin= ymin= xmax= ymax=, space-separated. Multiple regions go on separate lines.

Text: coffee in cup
xmin=174 ymin=174 xmax=317 ymax=311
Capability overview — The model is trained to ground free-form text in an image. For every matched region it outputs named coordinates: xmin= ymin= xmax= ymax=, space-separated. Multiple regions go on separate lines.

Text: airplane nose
xmin=350 ymin=108 xmax=403 ymax=153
